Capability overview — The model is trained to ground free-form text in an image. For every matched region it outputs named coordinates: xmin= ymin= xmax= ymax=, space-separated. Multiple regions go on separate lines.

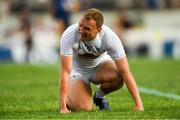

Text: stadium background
xmin=0 ymin=0 xmax=180 ymax=63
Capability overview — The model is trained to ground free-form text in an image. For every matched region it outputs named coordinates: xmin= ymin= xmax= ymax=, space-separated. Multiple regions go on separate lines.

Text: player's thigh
xmin=95 ymin=60 xmax=119 ymax=83
xmin=67 ymin=80 xmax=93 ymax=110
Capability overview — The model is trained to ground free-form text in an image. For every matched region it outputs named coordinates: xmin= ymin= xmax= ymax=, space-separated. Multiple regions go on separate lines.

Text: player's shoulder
xmin=62 ymin=23 xmax=79 ymax=38
xmin=65 ymin=23 xmax=78 ymax=33
xmin=102 ymin=25 xmax=114 ymax=33
xmin=101 ymin=25 xmax=118 ymax=39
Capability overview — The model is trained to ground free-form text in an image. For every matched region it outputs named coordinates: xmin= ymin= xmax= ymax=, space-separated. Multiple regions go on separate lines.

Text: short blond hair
xmin=83 ymin=8 xmax=104 ymax=28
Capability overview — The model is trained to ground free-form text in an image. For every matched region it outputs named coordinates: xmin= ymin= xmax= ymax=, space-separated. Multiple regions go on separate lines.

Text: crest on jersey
xmin=76 ymin=34 xmax=103 ymax=58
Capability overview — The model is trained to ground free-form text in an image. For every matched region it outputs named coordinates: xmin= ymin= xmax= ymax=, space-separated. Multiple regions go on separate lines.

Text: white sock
xmin=96 ymin=87 xmax=106 ymax=98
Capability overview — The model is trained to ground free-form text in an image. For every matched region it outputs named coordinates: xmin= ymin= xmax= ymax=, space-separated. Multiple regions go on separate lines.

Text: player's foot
xmin=93 ymin=92 xmax=112 ymax=111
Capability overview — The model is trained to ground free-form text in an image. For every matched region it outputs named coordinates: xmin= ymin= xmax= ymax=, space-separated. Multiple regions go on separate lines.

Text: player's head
xmin=79 ymin=8 xmax=104 ymax=42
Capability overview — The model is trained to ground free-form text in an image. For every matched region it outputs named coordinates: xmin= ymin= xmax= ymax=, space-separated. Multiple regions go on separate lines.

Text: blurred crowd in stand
xmin=0 ymin=0 xmax=80 ymax=64
xmin=0 ymin=0 xmax=180 ymax=64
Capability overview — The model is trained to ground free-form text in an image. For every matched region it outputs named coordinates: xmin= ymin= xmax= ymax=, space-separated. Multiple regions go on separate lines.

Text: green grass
xmin=0 ymin=58 xmax=180 ymax=119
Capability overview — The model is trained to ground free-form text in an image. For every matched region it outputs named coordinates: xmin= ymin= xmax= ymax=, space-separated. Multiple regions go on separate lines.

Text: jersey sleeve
xmin=60 ymin=25 xmax=76 ymax=56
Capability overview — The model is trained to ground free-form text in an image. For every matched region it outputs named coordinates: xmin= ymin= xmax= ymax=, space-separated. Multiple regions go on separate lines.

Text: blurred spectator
xmin=17 ymin=3 xmax=33 ymax=62
xmin=51 ymin=0 xmax=80 ymax=49
xmin=113 ymin=11 xmax=134 ymax=55
xmin=113 ymin=9 xmax=149 ymax=57
xmin=29 ymin=16 xmax=58 ymax=64
xmin=169 ymin=0 xmax=180 ymax=9
xmin=144 ymin=0 xmax=167 ymax=10
xmin=116 ymin=0 xmax=134 ymax=10
xmin=0 ymin=0 xmax=24 ymax=63
xmin=0 ymin=1 xmax=33 ymax=63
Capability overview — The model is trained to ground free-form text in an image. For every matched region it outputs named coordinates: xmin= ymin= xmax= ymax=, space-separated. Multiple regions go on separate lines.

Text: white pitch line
xmin=138 ymin=86 xmax=180 ymax=100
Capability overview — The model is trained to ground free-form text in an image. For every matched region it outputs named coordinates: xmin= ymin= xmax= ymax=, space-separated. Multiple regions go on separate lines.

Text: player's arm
xmin=115 ymin=57 xmax=144 ymax=111
xmin=59 ymin=55 xmax=72 ymax=113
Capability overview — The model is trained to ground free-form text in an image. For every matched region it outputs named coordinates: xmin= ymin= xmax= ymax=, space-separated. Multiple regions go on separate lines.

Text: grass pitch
xmin=0 ymin=58 xmax=180 ymax=119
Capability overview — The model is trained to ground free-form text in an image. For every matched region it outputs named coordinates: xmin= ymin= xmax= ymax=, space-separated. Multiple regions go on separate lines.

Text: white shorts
xmin=70 ymin=55 xmax=112 ymax=85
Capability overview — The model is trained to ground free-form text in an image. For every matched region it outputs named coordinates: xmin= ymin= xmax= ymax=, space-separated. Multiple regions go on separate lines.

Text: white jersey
xmin=60 ymin=23 xmax=126 ymax=70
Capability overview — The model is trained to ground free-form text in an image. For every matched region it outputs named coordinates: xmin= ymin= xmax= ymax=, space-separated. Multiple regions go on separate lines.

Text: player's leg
xmin=95 ymin=60 xmax=124 ymax=94
xmin=93 ymin=60 xmax=124 ymax=110
xmin=66 ymin=79 xmax=93 ymax=112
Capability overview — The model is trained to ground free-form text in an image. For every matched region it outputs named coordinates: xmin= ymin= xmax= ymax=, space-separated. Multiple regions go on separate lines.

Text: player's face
xmin=78 ymin=17 xmax=101 ymax=42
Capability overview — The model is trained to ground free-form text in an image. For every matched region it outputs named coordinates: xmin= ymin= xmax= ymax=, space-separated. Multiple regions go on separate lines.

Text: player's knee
xmin=101 ymin=70 xmax=119 ymax=82
xmin=81 ymin=104 xmax=92 ymax=112
xmin=74 ymin=103 xmax=92 ymax=112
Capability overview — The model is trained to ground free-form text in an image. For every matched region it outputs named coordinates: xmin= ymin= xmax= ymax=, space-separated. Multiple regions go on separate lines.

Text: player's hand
xmin=134 ymin=105 xmax=144 ymax=112
xmin=60 ymin=107 xmax=71 ymax=114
